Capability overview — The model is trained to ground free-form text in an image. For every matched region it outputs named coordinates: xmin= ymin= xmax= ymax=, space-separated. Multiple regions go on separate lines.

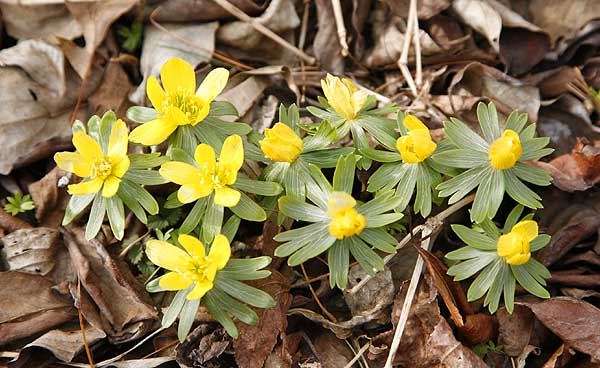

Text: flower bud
xmin=321 ymin=74 xmax=367 ymax=121
xmin=259 ymin=123 xmax=304 ymax=163
xmin=327 ymin=192 xmax=366 ymax=239
xmin=497 ymin=220 xmax=537 ymax=265
xmin=489 ymin=130 xmax=522 ymax=169
xmin=396 ymin=115 xmax=437 ymax=164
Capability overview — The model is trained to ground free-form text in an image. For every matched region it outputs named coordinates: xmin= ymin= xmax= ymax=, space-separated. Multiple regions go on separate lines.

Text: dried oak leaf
xmin=28 ymin=167 xmax=70 ymax=228
xmin=0 ymin=271 xmax=76 ymax=345
xmin=1 ymin=227 xmax=61 ymax=275
xmin=176 ymin=324 xmax=232 ymax=367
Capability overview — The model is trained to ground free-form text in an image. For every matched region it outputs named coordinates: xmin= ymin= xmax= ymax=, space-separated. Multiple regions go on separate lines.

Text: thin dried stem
xmin=411 ymin=1 xmax=422 ymax=86
xmin=300 ymin=263 xmax=338 ymax=322
xmin=343 ymin=341 xmax=371 ymax=368
xmin=331 ymin=0 xmax=349 ymax=57
xmin=118 ymin=230 xmax=151 ymax=259
xmin=212 ymin=0 xmax=316 ymax=64
xmin=78 ymin=281 xmax=95 ymax=368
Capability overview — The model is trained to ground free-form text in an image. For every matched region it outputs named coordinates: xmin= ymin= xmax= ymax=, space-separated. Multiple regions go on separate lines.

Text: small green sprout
xmin=4 ymin=192 xmax=35 ymax=216
xmin=117 ymin=21 xmax=143 ymax=53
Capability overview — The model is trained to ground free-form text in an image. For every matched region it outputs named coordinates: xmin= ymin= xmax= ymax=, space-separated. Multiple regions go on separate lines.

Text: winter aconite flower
xmin=160 ymin=135 xmax=244 ymax=207
xmin=327 ymin=192 xmax=366 ymax=239
xmin=146 ymin=234 xmax=230 ymax=299
xmin=489 ymin=130 xmax=522 ymax=169
xmin=395 ymin=115 xmax=437 ymax=164
xmin=321 ymin=74 xmax=367 ymax=121
xmin=497 ymin=220 xmax=537 ymax=265
xmin=55 ymin=119 xmax=130 ymax=198
xmin=130 ymin=58 xmax=229 ymax=145
xmin=259 ymin=122 xmax=303 ymax=163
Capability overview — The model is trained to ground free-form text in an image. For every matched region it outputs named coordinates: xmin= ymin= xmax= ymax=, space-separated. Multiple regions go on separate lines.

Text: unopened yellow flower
xmin=159 ymin=135 xmax=244 ymax=207
xmin=489 ymin=130 xmax=522 ymax=170
xmin=54 ymin=120 xmax=130 ymax=198
xmin=327 ymin=192 xmax=366 ymax=239
xmin=130 ymin=58 xmax=229 ymax=145
xmin=396 ymin=115 xmax=437 ymax=164
xmin=259 ymin=123 xmax=303 ymax=163
xmin=497 ymin=220 xmax=537 ymax=265
xmin=321 ymin=74 xmax=368 ymax=121
xmin=146 ymin=234 xmax=230 ymax=300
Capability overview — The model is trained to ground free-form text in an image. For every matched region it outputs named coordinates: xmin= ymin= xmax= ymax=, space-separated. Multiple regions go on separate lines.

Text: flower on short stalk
xmin=259 ymin=122 xmax=304 ymax=163
xmin=130 ymin=57 xmax=229 ymax=146
xmin=321 ymin=74 xmax=367 ymax=121
xmin=160 ymin=135 xmax=244 ymax=207
xmin=497 ymin=220 xmax=536 ymax=265
xmin=327 ymin=192 xmax=366 ymax=239
xmin=396 ymin=115 xmax=437 ymax=164
xmin=146 ymin=234 xmax=230 ymax=300
xmin=489 ymin=130 xmax=522 ymax=169
xmin=55 ymin=119 xmax=130 ymax=198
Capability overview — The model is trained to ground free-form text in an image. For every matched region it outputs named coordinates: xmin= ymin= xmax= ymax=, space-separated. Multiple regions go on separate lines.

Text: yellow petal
xmin=108 ymin=119 xmax=129 ymax=161
xmin=159 ymin=272 xmax=193 ymax=291
xmin=190 ymin=102 xmax=210 ymax=126
xmin=165 ymin=106 xmax=190 ymax=126
xmin=218 ymin=135 xmax=244 ymax=184
xmin=489 ymin=129 xmax=522 ymax=170
xmin=178 ymin=184 xmax=213 ymax=203
xmin=186 ymin=279 xmax=213 ymax=300
xmin=214 ymin=186 xmax=241 ymax=207
xmin=506 ymin=253 xmax=530 ymax=265
xmin=512 ymin=220 xmax=538 ymax=242
xmin=160 ymin=57 xmax=195 ymax=95
xmin=145 ymin=239 xmax=191 ymax=272
xmin=160 ymin=161 xmax=201 ymax=186
xmin=101 ymin=176 xmax=121 ymax=198
xmin=178 ymin=234 xmax=206 ymax=258
xmin=196 ymin=67 xmax=229 ymax=103
xmin=351 ymin=90 xmax=368 ymax=115
xmin=497 ymin=232 xmax=520 ymax=257
xmin=68 ymin=177 xmax=103 ymax=195
xmin=54 ymin=152 xmax=92 ymax=177
xmin=146 ymin=76 xmax=165 ymax=111
xmin=73 ymin=131 xmax=103 ymax=159
xmin=111 ymin=156 xmax=130 ymax=178
xmin=327 ymin=191 xmax=356 ymax=217
xmin=403 ymin=115 xmax=428 ymax=131
xmin=342 ymin=78 xmax=359 ymax=94
xmin=129 ymin=119 xmax=178 ymax=146
xmin=194 ymin=144 xmax=216 ymax=174
xmin=208 ymin=234 xmax=231 ymax=270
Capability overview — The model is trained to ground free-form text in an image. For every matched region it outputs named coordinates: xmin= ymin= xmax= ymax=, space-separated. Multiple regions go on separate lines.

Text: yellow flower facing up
xmin=489 ymin=130 xmax=522 ymax=170
xmin=396 ymin=115 xmax=437 ymax=164
xmin=159 ymin=135 xmax=244 ymax=207
xmin=130 ymin=58 xmax=229 ymax=146
xmin=327 ymin=192 xmax=366 ymax=239
xmin=259 ymin=123 xmax=304 ymax=163
xmin=55 ymin=120 xmax=130 ymax=198
xmin=497 ymin=220 xmax=537 ymax=265
xmin=321 ymin=74 xmax=368 ymax=121
xmin=146 ymin=234 xmax=231 ymax=300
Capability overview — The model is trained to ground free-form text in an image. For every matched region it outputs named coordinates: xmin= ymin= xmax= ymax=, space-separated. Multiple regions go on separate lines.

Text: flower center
xmin=182 ymin=256 xmax=213 ymax=282
xmin=90 ymin=157 xmax=113 ymax=180
xmin=162 ymin=87 xmax=204 ymax=124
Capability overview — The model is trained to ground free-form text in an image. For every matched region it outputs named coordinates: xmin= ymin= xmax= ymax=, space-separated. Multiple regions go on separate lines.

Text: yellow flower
xmin=321 ymin=74 xmax=368 ymax=121
xmin=489 ymin=130 xmax=522 ymax=170
xmin=146 ymin=234 xmax=230 ymax=300
xmin=259 ymin=123 xmax=303 ymax=163
xmin=130 ymin=58 xmax=229 ymax=146
xmin=497 ymin=220 xmax=537 ymax=265
xmin=396 ymin=115 xmax=437 ymax=164
xmin=159 ymin=135 xmax=244 ymax=207
xmin=54 ymin=120 xmax=130 ymax=198
xmin=327 ymin=192 xmax=366 ymax=239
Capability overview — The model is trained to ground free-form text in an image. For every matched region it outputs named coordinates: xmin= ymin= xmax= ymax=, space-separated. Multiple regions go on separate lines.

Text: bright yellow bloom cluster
xmin=497 ymin=220 xmax=537 ymax=265
xmin=130 ymin=58 xmax=229 ymax=146
xmin=159 ymin=135 xmax=244 ymax=207
xmin=146 ymin=234 xmax=230 ymax=300
xmin=55 ymin=120 xmax=130 ymax=198
xmin=321 ymin=74 xmax=368 ymax=121
xmin=327 ymin=192 xmax=366 ymax=239
xmin=396 ymin=115 xmax=437 ymax=164
xmin=259 ymin=123 xmax=303 ymax=163
xmin=489 ymin=130 xmax=522 ymax=170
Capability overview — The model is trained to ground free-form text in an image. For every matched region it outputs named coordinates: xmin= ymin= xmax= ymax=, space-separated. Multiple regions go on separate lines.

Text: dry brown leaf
xmin=154 ymin=0 xmax=265 ymax=22
xmin=497 ymin=305 xmax=536 ymax=356
xmin=522 ymin=297 xmax=600 ymax=360
xmin=343 ymin=267 xmax=395 ymax=323
xmin=1 ymin=228 xmax=61 ymax=275
xmin=88 ymin=59 xmax=134 ymax=116
xmin=384 ymin=0 xmax=451 ymax=20
xmin=0 ymin=271 xmax=76 ymax=345
xmin=313 ymin=0 xmax=344 ymax=74
xmin=28 ymin=166 xmax=70 ymax=228
xmin=130 ymin=22 xmax=218 ymax=105
xmin=451 ymin=0 xmax=502 ymax=52
xmin=527 ymin=0 xmax=600 ymax=44
xmin=312 ymin=331 xmax=355 ymax=367
xmin=176 ymin=324 xmax=231 ymax=367
xmin=218 ymin=72 xmax=272 ymax=120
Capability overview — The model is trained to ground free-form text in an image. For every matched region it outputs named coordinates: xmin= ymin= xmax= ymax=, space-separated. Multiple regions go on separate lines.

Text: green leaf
xmin=519 ymin=123 xmax=537 ymax=141
xmin=437 ymin=166 xmax=487 ymax=204
xmin=169 ymin=147 xmax=196 ymax=166
xmin=358 ymin=228 xmax=397 ymax=254
xmin=201 ymin=200 xmax=223 ymax=244
xmin=487 ymin=169 xmax=505 ymax=219
xmin=503 ymin=272 xmax=516 ymax=314
xmin=303 ymin=120 xmax=336 ymax=152
xmin=209 ymin=100 xmax=239 ymax=117
xmin=127 ymin=106 xmax=158 ymax=124
xmin=505 ymin=111 xmax=528 ymax=133
xmin=106 ymin=196 xmax=125 ymax=240
xmin=395 ymin=163 xmax=418 ymax=211
xmin=215 ymin=276 xmax=276 ymax=308
xmin=308 ymin=164 xmax=333 ymax=199
xmin=467 ymin=259 xmax=502 ymax=301
xmin=278 ymin=196 xmax=328 ymax=222
xmin=86 ymin=194 xmax=106 ymax=240
xmin=209 ymin=288 xmax=258 ymax=325
xmin=348 ymin=236 xmax=384 ymax=276
xmin=63 ymin=193 xmax=95 ymax=225
xmin=287 ymin=231 xmax=336 ymax=266
xmin=350 ymin=123 xmax=372 ymax=170
xmin=502 ymin=205 xmax=525 ymax=233
xmin=162 ymin=288 xmax=189 ymax=328
xmin=470 ymin=167 xmax=503 ymax=223
xmin=164 ymin=192 xmax=184 ymax=209
xmin=367 ymin=162 xmax=405 ymax=192
xmin=204 ymin=117 xmax=252 ymax=136
xmin=360 ymin=148 xmax=402 ymax=163
xmin=219 ymin=267 xmax=271 ymax=281
xmin=444 ymin=118 xmax=489 ymax=152
xmin=301 ymin=147 xmax=355 ymax=168
xmin=504 ymin=170 xmax=542 ymax=209
xmin=179 ymin=198 xmax=207 ymax=234
xmin=203 ymin=291 xmax=238 ymax=338
xmin=328 ymin=240 xmax=349 ymax=289
xmin=530 ymin=234 xmax=551 ymax=252
xmin=445 ymin=246 xmax=490 ymax=261
xmin=521 ymin=137 xmax=551 ymax=160
xmin=364 ymin=213 xmax=404 ymax=228
xmin=274 ymin=224 xmax=329 ymax=258
xmin=451 ymin=224 xmax=497 ymax=250
xmin=222 ymin=215 xmax=241 ymax=242
xmin=484 ymin=261 xmax=509 ymax=313
xmin=233 ymin=176 xmax=282 ymax=196
xmin=306 ymin=106 xmax=342 ymax=125
xmin=124 ymin=169 xmax=169 ymax=186
xmin=477 ymin=102 xmax=500 ymax=142
xmin=224 ymin=257 xmax=272 ymax=273
xmin=447 ymin=251 xmax=497 ymax=281
xmin=511 ymin=264 xmax=550 ymax=299
xmin=128 ymin=153 xmax=168 ymax=169
xmin=119 ymin=180 xmax=159 ymax=214
xmin=230 ymin=193 xmax=267 ymax=222
xmin=414 ymin=164 xmax=434 ymax=217
xmin=480 ymin=219 xmax=501 ymax=239
xmin=357 ymin=190 xmax=402 ymax=217
xmin=358 ymin=116 xmax=398 ymax=151
xmin=333 ymin=154 xmax=356 ymax=193
xmin=512 ymin=163 xmax=551 ymax=186
xmin=432 ymin=149 xmax=489 ymax=169
xmin=178 ymin=298 xmax=200 ymax=342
